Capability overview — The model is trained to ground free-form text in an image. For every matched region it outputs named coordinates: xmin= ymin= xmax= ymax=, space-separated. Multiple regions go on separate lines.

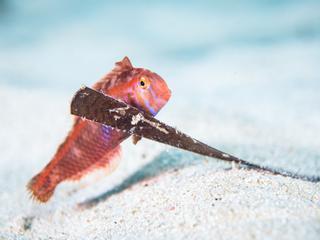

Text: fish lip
xmin=161 ymin=89 xmax=171 ymax=101
xmin=155 ymin=90 xmax=171 ymax=111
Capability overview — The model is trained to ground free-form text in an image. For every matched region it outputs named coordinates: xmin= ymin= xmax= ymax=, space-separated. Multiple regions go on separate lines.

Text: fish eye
xmin=139 ymin=76 xmax=150 ymax=89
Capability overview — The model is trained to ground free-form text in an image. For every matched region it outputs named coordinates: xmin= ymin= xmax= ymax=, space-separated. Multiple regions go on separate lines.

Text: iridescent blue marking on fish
xmin=101 ymin=125 xmax=112 ymax=141
xmin=144 ymin=98 xmax=156 ymax=116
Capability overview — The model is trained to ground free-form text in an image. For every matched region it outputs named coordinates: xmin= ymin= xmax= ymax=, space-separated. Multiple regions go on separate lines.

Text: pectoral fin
xmin=132 ymin=135 xmax=142 ymax=145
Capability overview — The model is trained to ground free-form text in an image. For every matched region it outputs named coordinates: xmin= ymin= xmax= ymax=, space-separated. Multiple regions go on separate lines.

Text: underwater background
xmin=0 ymin=1 xmax=320 ymax=239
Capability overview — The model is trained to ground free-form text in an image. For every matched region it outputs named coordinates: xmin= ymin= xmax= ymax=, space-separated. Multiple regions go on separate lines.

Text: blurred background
xmin=1 ymin=0 xmax=319 ymax=92
xmin=0 ymin=0 xmax=320 ymax=206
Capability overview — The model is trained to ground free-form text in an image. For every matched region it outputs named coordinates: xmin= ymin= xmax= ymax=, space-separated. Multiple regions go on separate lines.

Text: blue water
xmin=0 ymin=0 xmax=319 ymax=90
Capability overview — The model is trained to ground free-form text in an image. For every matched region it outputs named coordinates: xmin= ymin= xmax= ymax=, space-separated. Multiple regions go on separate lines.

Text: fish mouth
xmin=161 ymin=89 xmax=171 ymax=102
xmin=155 ymin=89 xmax=171 ymax=111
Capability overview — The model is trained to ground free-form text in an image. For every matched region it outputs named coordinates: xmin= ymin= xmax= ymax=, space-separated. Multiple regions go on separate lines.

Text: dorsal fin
xmin=117 ymin=56 xmax=133 ymax=70
xmin=93 ymin=56 xmax=134 ymax=91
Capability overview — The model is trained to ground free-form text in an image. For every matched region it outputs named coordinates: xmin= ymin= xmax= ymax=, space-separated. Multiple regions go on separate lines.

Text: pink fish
xmin=27 ymin=57 xmax=171 ymax=202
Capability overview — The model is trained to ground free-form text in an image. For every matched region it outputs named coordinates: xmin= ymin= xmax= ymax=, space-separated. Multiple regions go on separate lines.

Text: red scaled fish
xmin=27 ymin=57 xmax=171 ymax=202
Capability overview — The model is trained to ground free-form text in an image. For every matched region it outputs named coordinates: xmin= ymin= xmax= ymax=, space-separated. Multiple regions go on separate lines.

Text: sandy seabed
xmin=0 ymin=84 xmax=319 ymax=240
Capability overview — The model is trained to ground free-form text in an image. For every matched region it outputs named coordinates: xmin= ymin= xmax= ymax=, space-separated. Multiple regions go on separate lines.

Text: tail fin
xmin=27 ymin=173 xmax=56 ymax=203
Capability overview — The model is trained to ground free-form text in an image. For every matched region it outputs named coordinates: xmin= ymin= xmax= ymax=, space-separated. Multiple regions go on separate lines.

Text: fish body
xmin=28 ymin=57 xmax=171 ymax=202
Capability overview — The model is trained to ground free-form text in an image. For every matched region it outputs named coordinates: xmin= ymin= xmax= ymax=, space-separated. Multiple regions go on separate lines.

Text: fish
xmin=27 ymin=57 xmax=171 ymax=202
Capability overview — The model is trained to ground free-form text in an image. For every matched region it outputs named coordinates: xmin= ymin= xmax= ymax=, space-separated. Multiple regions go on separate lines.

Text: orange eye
xmin=139 ymin=77 xmax=150 ymax=89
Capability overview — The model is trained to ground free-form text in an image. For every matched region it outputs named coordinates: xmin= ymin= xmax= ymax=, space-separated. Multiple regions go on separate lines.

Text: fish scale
xmin=27 ymin=57 xmax=171 ymax=202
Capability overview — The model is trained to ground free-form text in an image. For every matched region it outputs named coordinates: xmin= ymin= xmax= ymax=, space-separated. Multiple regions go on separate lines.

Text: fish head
xmin=128 ymin=69 xmax=171 ymax=116
xmin=98 ymin=57 xmax=171 ymax=116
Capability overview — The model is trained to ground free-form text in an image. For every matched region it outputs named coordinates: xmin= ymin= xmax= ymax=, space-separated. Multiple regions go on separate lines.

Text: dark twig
xmin=70 ymin=87 xmax=320 ymax=183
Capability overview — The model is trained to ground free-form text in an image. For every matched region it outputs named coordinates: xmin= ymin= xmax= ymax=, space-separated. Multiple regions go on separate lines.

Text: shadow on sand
xmin=78 ymin=149 xmax=225 ymax=209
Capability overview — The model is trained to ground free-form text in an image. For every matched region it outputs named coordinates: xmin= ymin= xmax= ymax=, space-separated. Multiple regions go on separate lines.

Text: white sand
xmin=0 ymin=85 xmax=319 ymax=240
